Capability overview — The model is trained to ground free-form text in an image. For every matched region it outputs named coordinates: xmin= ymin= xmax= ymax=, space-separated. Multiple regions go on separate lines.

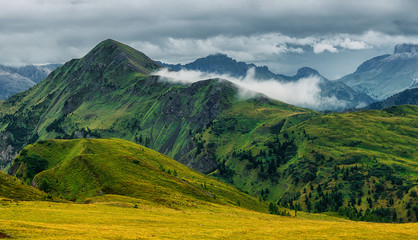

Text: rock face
xmin=394 ymin=43 xmax=418 ymax=54
xmin=338 ymin=44 xmax=418 ymax=100
xmin=0 ymin=64 xmax=61 ymax=100
xmin=158 ymin=53 xmax=279 ymax=79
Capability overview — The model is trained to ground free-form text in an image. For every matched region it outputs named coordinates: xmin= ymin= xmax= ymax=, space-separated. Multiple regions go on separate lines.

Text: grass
xmin=0 ymin=200 xmax=416 ymax=239
xmin=12 ymin=138 xmax=266 ymax=212
xmin=0 ymin=172 xmax=45 ymax=201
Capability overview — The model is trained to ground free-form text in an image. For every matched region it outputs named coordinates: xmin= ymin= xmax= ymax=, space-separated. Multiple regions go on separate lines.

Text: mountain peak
xmin=394 ymin=43 xmax=418 ymax=54
xmin=86 ymin=39 xmax=161 ymax=75
xmin=295 ymin=67 xmax=320 ymax=78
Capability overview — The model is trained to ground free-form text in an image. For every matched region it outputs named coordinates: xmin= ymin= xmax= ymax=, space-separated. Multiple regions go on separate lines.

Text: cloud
xmin=154 ymin=68 xmax=349 ymax=110
xmin=0 ymin=0 xmax=417 ymax=79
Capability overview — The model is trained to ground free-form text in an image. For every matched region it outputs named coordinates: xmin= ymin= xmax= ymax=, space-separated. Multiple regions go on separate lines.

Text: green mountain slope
xmin=0 ymin=171 xmax=45 ymax=201
xmin=10 ymin=138 xmax=266 ymax=211
xmin=211 ymin=105 xmax=417 ymax=222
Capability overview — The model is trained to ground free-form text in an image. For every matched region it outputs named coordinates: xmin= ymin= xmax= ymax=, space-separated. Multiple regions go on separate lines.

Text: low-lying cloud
xmin=154 ymin=68 xmax=349 ymax=111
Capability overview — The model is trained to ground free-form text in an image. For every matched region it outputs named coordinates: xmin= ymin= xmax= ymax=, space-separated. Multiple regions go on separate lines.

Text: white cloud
xmin=154 ymin=67 xmax=349 ymax=110
xmin=313 ymin=42 xmax=338 ymax=53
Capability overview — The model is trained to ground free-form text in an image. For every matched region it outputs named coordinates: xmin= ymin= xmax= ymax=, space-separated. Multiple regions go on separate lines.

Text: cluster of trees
xmin=269 ymin=202 xmax=290 ymax=216
xmin=134 ymin=134 xmax=151 ymax=147
xmin=230 ymin=137 xmax=297 ymax=183
xmin=217 ymin=159 xmax=234 ymax=180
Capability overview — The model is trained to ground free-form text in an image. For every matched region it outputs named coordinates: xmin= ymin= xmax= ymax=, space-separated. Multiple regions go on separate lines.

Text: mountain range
xmin=338 ymin=44 xmax=418 ymax=100
xmin=0 ymin=39 xmax=416 ymax=223
xmin=2 ymin=44 xmax=418 ymax=111
xmin=0 ymin=64 xmax=61 ymax=100
xmin=160 ymin=54 xmax=373 ymax=111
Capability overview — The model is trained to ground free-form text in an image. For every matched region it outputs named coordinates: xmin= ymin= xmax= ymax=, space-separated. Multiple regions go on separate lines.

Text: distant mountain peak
xmin=159 ymin=53 xmax=278 ymax=79
xmin=394 ymin=43 xmax=418 ymax=54
xmin=295 ymin=67 xmax=321 ymax=78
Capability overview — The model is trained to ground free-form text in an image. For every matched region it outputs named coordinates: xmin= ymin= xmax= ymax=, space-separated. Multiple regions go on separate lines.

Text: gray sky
xmin=1 ymin=0 xmax=418 ymax=79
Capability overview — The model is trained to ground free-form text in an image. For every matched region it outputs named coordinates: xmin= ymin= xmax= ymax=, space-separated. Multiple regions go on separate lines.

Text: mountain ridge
xmin=338 ymin=43 xmax=418 ymax=100
xmin=158 ymin=53 xmax=278 ymax=80
xmin=367 ymin=87 xmax=418 ymax=109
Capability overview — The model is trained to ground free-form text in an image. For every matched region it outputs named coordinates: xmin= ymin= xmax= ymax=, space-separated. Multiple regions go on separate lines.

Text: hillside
xmin=10 ymin=138 xmax=266 ymax=211
xmin=367 ymin=88 xmax=418 ymax=109
xmin=212 ymin=104 xmax=417 ymax=222
xmin=338 ymin=44 xmax=418 ymax=100
xmin=0 ymin=171 xmax=45 ymax=201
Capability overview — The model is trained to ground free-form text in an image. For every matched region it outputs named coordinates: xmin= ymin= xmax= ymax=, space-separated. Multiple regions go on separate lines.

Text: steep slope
xmin=338 ymin=44 xmax=418 ymax=100
xmin=158 ymin=53 xmax=279 ymax=79
xmin=0 ymin=64 xmax=61 ymax=100
xmin=10 ymin=138 xmax=266 ymax=211
xmin=0 ymin=171 xmax=45 ymax=200
xmin=279 ymin=67 xmax=374 ymax=110
xmin=367 ymin=88 xmax=418 ymax=109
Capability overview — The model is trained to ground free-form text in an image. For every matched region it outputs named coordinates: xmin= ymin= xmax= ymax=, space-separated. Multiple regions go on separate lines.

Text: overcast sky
xmin=1 ymin=0 xmax=418 ymax=79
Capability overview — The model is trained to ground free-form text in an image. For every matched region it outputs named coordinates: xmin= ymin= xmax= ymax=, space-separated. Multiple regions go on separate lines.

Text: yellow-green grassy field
xmin=0 ymin=199 xmax=416 ymax=240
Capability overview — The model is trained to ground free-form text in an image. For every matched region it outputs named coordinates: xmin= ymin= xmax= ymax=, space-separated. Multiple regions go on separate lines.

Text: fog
xmin=154 ymin=68 xmax=350 ymax=110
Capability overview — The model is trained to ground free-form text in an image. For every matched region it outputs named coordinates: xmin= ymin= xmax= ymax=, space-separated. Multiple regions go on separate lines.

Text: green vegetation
xmin=0 ymin=200 xmax=416 ymax=239
xmin=210 ymin=105 xmax=418 ymax=223
xmin=0 ymin=171 xmax=45 ymax=201
xmin=11 ymin=138 xmax=266 ymax=212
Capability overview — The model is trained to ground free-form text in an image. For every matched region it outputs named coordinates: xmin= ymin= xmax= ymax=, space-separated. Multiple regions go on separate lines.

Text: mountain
xmin=0 ymin=64 xmax=61 ymax=100
xmin=367 ymin=88 xmax=418 ymax=110
xmin=10 ymin=138 xmax=265 ymax=211
xmin=279 ymin=67 xmax=375 ymax=110
xmin=158 ymin=53 xmax=279 ymax=79
xmin=0 ymin=39 xmax=416 ymax=222
xmin=338 ymin=43 xmax=418 ymax=100
xmin=0 ymin=39 xmax=312 ymax=170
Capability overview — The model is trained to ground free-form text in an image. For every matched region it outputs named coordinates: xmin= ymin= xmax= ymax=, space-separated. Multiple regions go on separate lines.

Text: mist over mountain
xmin=159 ymin=55 xmax=374 ymax=111
xmin=158 ymin=53 xmax=279 ymax=80
xmin=338 ymin=44 xmax=418 ymax=100
xmin=0 ymin=64 xmax=61 ymax=100
xmin=277 ymin=67 xmax=374 ymax=110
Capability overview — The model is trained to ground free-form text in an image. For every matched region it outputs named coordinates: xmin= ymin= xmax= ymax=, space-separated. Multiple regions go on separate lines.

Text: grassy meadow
xmin=0 ymin=199 xmax=417 ymax=239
